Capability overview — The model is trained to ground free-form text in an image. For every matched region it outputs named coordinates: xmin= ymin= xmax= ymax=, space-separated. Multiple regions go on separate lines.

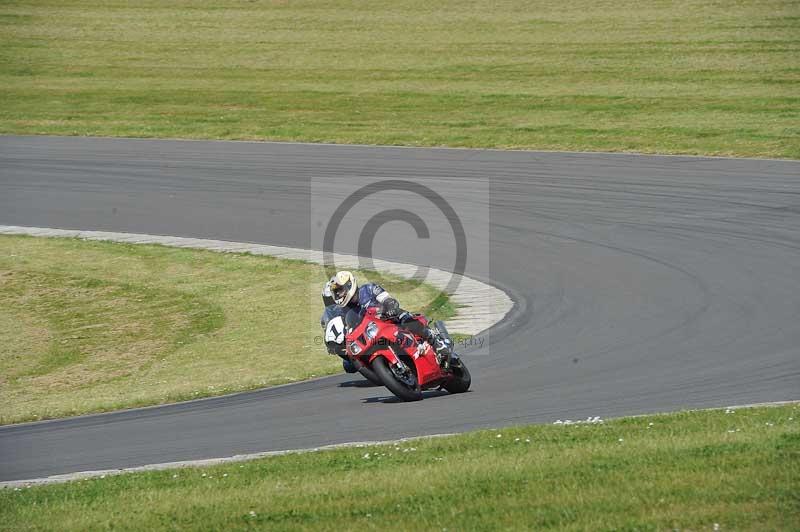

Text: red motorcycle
xmin=345 ymin=307 xmax=471 ymax=401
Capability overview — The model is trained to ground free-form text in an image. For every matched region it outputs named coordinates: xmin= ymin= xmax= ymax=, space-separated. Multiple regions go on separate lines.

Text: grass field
xmin=0 ymin=235 xmax=453 ymax=425
xmin=1 ymin=404 xmax=797 ymax=531
xmin=1 ymin=0 xmax=798 ymax=158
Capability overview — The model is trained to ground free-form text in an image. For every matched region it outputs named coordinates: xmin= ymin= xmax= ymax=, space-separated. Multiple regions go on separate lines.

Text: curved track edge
xmin=0 ymin=225 xmax=514 ymax=335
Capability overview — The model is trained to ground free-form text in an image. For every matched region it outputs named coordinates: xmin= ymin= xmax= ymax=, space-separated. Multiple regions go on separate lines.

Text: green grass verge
xmin=1 ymin=0 xmax=798 ymax=158
xmin=2 ymin=405 xmax=797 ymax=531
xmin=0 ymin=235 xmax=453 ymax=425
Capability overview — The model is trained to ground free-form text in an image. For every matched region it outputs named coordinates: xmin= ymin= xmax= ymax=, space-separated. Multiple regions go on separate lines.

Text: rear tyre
xmin=372 ymin=357 xmax=423 ymax=402
xmin=443 ymin=359 xmax=471 ymax=394
xmin=356 ymin=361 xmax=384 ymax=386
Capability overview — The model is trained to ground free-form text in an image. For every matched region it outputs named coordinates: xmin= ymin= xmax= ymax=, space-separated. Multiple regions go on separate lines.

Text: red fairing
xmin=345 ymin=307 xmax=399 ymax=364
xmin=409 ymin=342 xmax=441 ymax=387
xmin=345 ymin=307 xmax=449 ymax=390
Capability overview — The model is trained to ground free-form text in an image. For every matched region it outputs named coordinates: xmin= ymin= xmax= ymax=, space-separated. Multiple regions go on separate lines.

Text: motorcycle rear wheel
xmin=372 ymin=357 xmax=423 ymax=402
xmin=442 ymin=359 xmax=471 ymax=394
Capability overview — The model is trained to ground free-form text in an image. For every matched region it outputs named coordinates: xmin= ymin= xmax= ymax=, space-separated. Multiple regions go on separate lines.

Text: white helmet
xmin=329 ymin=271 xmax=357 ymax=307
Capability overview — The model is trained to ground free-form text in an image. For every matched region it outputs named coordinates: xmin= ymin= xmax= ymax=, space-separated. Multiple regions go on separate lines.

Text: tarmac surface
xmin=1 ymin=136 xmax=798 ymax=481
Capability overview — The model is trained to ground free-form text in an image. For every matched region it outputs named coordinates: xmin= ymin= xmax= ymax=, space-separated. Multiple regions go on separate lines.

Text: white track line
xmin=0 ymin=225 xmax=514 ymax=335
xmin=1 ymin=401 xmax=795 ymax=489
xmin=0 ymin=433 xmax=458 ymax=489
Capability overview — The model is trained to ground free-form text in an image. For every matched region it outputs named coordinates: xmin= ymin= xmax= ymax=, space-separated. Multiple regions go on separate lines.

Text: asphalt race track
xmin=1 ymin=136 xmax=798 ymax=482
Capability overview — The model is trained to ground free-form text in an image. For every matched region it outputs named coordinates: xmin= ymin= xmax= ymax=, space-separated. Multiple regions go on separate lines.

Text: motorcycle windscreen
xmin=345 ymin=308 xmax=364 ymax=330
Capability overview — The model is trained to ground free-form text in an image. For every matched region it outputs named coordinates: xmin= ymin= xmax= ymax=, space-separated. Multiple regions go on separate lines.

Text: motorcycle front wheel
xmin=372 ymin=357 xmax=423 ymax=402
xmin=354 ymin=359 xmax=384 ymax=386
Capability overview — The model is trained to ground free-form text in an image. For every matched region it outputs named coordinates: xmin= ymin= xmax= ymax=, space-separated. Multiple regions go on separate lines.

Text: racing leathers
xmin=320 ymin=303 xmax=357 ymax=373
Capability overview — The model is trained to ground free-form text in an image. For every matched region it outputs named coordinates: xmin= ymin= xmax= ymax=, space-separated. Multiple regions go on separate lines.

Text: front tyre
xmin=342 ymin=358 xmax=358 ymax=374
xmin=372 ymin=357 xmax=423 ymax=402
xmin=443 ymin=359 xmax=471 ymax=394
xmin=355 ymin=360 xmax=384 ymax=386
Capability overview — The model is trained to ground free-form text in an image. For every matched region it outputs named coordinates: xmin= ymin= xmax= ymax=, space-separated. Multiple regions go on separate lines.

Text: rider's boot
xmin=424 ymin=328 xmax=454 ymax=369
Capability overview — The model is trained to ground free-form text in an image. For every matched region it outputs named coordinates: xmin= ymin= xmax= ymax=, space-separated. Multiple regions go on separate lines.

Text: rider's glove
xmin=379 ymin=297 xmax=401 ymax=319
xmin=326 ymin=341 xmax=345 ymax=357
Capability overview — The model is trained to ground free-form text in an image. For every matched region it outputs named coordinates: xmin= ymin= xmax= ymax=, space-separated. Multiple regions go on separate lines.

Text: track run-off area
xmin=1 ymin=135 xmax=798 ymax=482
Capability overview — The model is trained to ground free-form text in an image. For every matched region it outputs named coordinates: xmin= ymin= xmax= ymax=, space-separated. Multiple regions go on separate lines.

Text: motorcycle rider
xmin=320 ymin=283 xmax=358 ymax=373
xmin=327 ymin=270 xmax=454 ymax=367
